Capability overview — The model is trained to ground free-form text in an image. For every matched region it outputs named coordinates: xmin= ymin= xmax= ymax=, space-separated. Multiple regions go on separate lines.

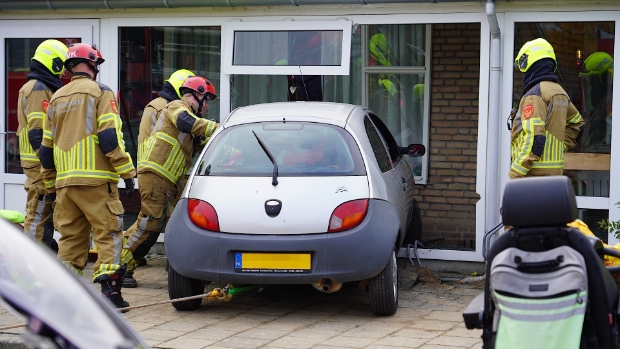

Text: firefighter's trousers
xmin=122 ymin=172 xmax=181 ymax=272
xmin=23 ymin=166 xmax=55 ymax=248
xmin=54 ymin=182 xmax=125 ymax=281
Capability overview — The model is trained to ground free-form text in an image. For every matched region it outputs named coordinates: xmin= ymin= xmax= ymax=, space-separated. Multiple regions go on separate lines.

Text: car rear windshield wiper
xmin=252 ymin=130 xmax=278 ymax=186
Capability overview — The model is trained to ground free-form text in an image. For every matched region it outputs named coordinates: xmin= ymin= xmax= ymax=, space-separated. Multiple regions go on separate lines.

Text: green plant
xmin=599 ymin=202 xmax=620 ymax=238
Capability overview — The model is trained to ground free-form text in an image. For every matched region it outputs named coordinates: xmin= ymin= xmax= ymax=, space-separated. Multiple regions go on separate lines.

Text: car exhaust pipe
xmin=311 ymin=278 xmax=343 ymax=293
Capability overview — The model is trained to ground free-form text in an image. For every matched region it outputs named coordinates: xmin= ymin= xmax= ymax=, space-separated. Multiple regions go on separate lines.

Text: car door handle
xmin=401 ymin=177 xmax=407 ymax=191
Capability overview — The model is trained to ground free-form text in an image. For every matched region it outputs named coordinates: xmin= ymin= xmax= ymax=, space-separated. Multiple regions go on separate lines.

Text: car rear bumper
xmin=165 ymin=198 xmax=400 ymax=284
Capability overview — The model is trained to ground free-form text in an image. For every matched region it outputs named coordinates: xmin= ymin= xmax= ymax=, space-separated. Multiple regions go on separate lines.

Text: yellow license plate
xmin=235 ymin=252 xmax=311 ymax=272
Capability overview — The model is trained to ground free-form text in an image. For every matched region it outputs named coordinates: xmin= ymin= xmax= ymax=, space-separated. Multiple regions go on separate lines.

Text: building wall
xmin=414 ymin=23 xmax=481 ymax=249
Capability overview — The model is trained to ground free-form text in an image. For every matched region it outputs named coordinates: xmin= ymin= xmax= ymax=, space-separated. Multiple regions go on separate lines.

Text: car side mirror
xmin=401 ymin=144 xmax=425 ymax=157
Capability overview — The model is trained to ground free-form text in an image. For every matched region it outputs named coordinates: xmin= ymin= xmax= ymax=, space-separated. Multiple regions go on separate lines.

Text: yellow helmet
xmin=514 ymin=38 xmax=556 ymax=73
xmin=32 ymin=39 xmax=69 ymax=75
xmin=581 ymin=52 xmax=613 ymax=76
xmin=413 ymin=84 xmax=425 ymax=102
xmin=166 ymin=69 xmax=196 ymax=98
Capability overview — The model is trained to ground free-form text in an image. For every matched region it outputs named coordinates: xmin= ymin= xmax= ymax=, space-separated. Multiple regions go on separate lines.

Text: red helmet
xmin=64 ymin=43 xmax=104 ymax=69
xmin=180 ymin=76 xmax=217 ymax=100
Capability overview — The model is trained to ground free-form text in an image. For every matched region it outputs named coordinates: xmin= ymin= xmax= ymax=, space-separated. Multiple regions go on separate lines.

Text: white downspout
xmin=485 ymin=0 xmax=502 ymax=248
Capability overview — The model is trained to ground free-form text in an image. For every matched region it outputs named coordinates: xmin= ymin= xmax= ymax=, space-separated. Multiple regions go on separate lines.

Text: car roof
xmin=222 ymin=102 xmax=364 ymax=128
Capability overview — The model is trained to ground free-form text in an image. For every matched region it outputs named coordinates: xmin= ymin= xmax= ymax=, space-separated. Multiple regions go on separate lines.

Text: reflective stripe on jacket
xmin=509 ymin=81 xmax=584 ymax=178
xmin=137 ymin=97 xmax=168 ymax=162
xmin=40 ymin=75 xmax=136 ymax=190
xmin=138 ymin=98 xmax=218 ymax=185
xmin=17 ymin=79 xmax=53 ymax=168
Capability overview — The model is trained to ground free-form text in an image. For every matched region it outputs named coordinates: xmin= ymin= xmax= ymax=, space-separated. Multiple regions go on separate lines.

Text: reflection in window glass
xmin=368 ymin=24 xmax=426 ymax=67
xmin=513 ymin=22 xmax=614 ymax=198
xmin=5 ymin=38 xmax=78 ymax=174
xmin=119 ymin=26 xmax=222 ymax=168
xmin=368 ymin=73 xmax=425 ymax=176
xmin=118 ymin=26 xmax=221 ymax=228
xmin=234 ymin=30 xmax=343 ymax=66
xmin=366 ymin=24 xmax=428 ymax=179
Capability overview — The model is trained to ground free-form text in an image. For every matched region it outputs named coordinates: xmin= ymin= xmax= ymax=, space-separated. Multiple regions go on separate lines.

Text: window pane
xmin=198 ymin=122 xmax=365 ymax=177
xmin=368 ymin=73 xmax=425 ymax=176
xmin=369 ymin=113 xmax=401 ymax=164
xmin=364 ymin=117 xmax=391 ymax=173
xmin=234 ymin=30 xmax=343 ymax=66
xmin=579 ymin=208 xmax=610 ymax=244
xmin=230 ymin=26 xmax=361 ymax=108
xmin=119 ymin=26 xmax=222 ymax=167
xmin=5 ymin=38 xmax=78 ymax=174
xmin=513 ymin=22 xmax=614 ymax=197
xmin=119 ymin=26 xmax=221 ymax=228
xmin=368 ymin=24 xmax=426 ymax=67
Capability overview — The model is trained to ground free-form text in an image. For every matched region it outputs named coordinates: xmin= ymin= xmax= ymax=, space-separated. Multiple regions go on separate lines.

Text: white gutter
xmin=0 ymin=0 xmax=483 ymax=11
xmin=486 ymin=0 xmax=502 ymax=234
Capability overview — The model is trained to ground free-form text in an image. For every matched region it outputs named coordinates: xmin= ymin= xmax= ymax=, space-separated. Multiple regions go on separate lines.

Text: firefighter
xmin=509 ymin=38 xmax=585 ymax=178
xmin=17 ymin=39 xmax=68 ymax=252
xmin=121 ymin=69 xmax=195 ymax=288
xmin=120 ymin=76 xmax=218 ymax=286
xmin=40 ymin=43 xmax=136 ymax=310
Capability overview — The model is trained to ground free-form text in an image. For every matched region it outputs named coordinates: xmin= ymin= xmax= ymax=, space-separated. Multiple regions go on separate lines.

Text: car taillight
xmin=187 ymin=199 xmax=219 ymax=232
xmin=328 ymin=199 xmax=368 ymax=233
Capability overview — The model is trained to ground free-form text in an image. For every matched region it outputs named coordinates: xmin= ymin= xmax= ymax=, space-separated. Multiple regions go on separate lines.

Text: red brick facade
xmin=414 ymin=23 xmax=481 ymax=249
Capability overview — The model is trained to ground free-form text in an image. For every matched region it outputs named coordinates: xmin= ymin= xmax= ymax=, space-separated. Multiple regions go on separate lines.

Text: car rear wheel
xmin=369 ymin=250 xmax=398 ymax=316
xmin=168 ymin=265 xmax=205 ymax=311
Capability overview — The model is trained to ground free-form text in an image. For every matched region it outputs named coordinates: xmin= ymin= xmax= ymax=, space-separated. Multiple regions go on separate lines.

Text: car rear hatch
xmin=189 ymin=121 xmax=368 ymax=235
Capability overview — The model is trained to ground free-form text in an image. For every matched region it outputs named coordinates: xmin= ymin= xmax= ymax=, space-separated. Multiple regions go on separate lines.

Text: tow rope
xmin=0 ymin=284 xmax=263 ymax=331
xmin=117 ymin=284 xmax=263 ymax=311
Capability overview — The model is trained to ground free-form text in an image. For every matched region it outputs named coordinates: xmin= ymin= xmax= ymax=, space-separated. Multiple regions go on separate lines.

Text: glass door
xmin=512 ymin=21 xmax=615 ymax=243
xmin=0 ymin=21 xmax=96 ymax=212
xmin=503 ymin=12 xmax=619 ymax=247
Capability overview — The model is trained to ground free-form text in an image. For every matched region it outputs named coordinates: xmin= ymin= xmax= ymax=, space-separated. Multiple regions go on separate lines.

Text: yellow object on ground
xmin=568 ymin=219 xmax=620 ymax=267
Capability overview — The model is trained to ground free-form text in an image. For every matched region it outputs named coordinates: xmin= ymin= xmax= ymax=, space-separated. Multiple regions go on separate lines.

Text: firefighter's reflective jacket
xmin=138 ymin=97 xmax=218 ymax=185
xmin=40 ymin=75 xmax=136 ymax=191
xmin=509 ymin=81 xmax=584 ymax=178
xmin=17 ymin=80 xmax=54 ymax=168
xmin=137 ymin=97 xmax=168 ymax=162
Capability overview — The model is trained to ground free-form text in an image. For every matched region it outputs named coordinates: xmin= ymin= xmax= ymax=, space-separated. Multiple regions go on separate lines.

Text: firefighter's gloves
xmin=123 ymin=178 xmax=135 ymax=198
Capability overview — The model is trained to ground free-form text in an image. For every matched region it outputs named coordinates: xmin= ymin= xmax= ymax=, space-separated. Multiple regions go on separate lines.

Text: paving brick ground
xmin=0 ymin=256 xmax=485 ymax=349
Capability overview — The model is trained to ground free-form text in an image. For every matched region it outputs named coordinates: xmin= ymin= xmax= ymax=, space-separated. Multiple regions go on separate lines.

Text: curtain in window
xmin=367 ymin=24 xmax=427 ymax=175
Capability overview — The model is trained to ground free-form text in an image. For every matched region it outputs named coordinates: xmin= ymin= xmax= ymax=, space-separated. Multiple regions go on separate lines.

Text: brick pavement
xmin=0 ymin=256 xmax=484 ymax=349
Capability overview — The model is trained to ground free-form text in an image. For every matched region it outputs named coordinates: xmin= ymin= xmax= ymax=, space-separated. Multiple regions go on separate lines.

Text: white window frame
xmin=502 ymin=11 xmax=620 ymax=245
xmin=222 ymin=20 xmax=352 ymax=76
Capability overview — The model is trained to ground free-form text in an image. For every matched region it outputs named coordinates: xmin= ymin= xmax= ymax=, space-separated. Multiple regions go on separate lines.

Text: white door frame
xmin=501 ymin=11 xmax=620 ymax=244
xmin=0 ymin=19 xmax=99 ymax=211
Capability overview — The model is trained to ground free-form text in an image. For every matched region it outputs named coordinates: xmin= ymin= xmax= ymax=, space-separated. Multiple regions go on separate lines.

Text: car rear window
xmin=196 ymin=122 xmax=366 ymax=177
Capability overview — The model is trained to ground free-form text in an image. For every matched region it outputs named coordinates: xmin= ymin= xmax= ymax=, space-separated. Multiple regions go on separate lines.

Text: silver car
xmin=0 ymin=217 xmax=148 ymax=349
xmin=165 ymin=102 xmax=425 ymax=316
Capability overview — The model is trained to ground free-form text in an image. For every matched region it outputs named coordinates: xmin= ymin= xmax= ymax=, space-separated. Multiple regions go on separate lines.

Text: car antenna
xmin=252 ymin=130 xmax=278 ymax=186
xmin=299 ymin=65 xmax=309 ymax=101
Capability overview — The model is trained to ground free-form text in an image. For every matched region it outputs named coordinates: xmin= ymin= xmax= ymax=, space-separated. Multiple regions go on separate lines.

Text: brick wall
xmin=414 ymin=23 xmax=481 ymax=249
